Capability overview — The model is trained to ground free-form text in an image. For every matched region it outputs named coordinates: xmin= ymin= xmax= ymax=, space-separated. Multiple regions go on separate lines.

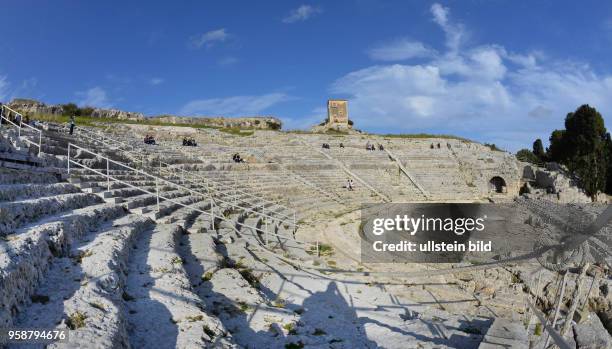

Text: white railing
xmin=525 ymin=297 xmax=572 ymax=349
xmin=63 ymin=123 xmax=298 ymax=228
xmin=66 ymin=142 xmax=316 ymax=252
xmin=0 ymin=105 xmax=42 ymax=155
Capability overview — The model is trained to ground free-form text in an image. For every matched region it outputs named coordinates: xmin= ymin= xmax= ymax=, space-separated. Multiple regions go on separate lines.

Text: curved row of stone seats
xmin=191 ymin=168 xmax=343 ymax=220
xmin=0 ymin=182 xmax=80 ymax=202
xmin=391 ymin=148 xmax=481 ymax=200
xmin=187 ymin=193 xmax=493 ymax=348
xmin=55 ymin=125 xmax=298 ymax=228
xmin=349 ymin=167 xmax=427 ymax=201
xmin=0 ymin=168 xmax=61 ymax=188
xmin=1 ymin=120 xmax=326 ymax=347
xmin=89 ymin=124 xmax=343 ymax=217
xmin=0 ymin=163 xmax=246 ymax=347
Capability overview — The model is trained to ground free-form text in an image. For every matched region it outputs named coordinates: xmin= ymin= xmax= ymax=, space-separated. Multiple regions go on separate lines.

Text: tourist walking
xmin=69 ymin=115 xmax=75 ymax=135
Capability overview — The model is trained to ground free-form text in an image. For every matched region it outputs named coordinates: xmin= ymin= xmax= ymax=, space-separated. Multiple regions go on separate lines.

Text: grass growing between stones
xmin=307 ymin=243 xmax=334 ymax=256
xmin=282 ymin=322 xmax=298 ymax=335
xmin=66 ymin=311 xmax=87 ymax=330
xmin=237 ymin=301 xmax=250 ymax=312
xmin=202 ymin=271 xmax=214 ymax=281
xmin=272 ymin=297 xmax=286 ymax=308
xmin=72 ymin=249 xmax=93 ymax=264
xmin=238 ymin=268 xmax=261 ymax=289
xmin=534 ymin=323 xmax=542 ymax=336
xmin=186 ymin=314 xmax=204 ymax=322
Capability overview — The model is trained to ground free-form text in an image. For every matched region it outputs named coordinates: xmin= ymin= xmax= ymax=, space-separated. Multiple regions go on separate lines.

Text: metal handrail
xmin=66 ymin=142 xmax=314 ymax=251
xmin=80 ymin=124 xmax=296 ymax=215
xmin=64 ymin=123 xmax=298 ymax=226
xmin=67 ymin=128 xmax=293 ymax=227
xmin=0 ymin=105 xmax=42 ymax=155
xmin=525 ymin=298 xmax=572 ymax=349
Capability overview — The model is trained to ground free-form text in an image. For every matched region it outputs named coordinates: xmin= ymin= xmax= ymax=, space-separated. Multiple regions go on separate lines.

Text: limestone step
xmin=0 ymin=203 xmax=127 ymax=328
xmin=82 ymin=186 xmax=104 ymax=193
xmin=104 ymin=197 xmax=124 ymax=204
xmin=99 ymin=190 xmax=114 ymax=199
xmin=125 ymin=224 xmax=227 ymax=347
xmin=75 ymin=181 xmax=98 ymax=189
xmin=132 ymin=206 xmax=151 ymax=214
xmin=0 ymin=192 xmax=104 ymax=235
xmin=11 ymin=215 xmax=154 ymax=347
xmin=0 ymin=182 xmax=80 ymax=202
xmin=478 ymin=318 xmax=528 ymax=349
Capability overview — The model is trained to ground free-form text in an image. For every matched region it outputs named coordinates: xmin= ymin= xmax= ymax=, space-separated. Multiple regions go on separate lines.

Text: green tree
xmin=532 ymin=139 xmax=545 ymax=161
xmin=547 ymin=129 xmax=567 ymax=162
xmin=62 ymin=103 xmax=80 ymax=116
xmin=550 ymin=105 xmax=609 ymax=199
xmin=80 ymin=106 xmax=94 ymax=117
xmin=516 ymin=149 xmax=540 ymax=164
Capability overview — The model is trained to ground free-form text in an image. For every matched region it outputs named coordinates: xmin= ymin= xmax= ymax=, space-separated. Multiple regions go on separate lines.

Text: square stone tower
xmin=327 ymin=99 xmax=349 ymax=127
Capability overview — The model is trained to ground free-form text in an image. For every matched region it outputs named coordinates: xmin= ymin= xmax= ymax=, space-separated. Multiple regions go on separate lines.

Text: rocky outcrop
xmin=534 ymin=168 xmax=591 ymax=203
xmin=150 ymin=115 xmax=282 ymax=130
xmin=7 ymin=98 xmax=64 ymax=115
xmin=91 ymin=108 xmax=144 ymax=121
xmin=6 ymin=99 xmax=144 ymax=121
xmin=574 ymin=313 xmax=612 ymax=349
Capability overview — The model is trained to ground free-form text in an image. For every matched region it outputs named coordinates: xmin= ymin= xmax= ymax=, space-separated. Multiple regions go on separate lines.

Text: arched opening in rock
xmin=489 ymin=176 xmax=507 ymax=193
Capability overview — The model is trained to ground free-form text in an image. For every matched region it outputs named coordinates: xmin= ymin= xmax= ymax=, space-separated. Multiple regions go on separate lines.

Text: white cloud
xmin=368 ymin=39 xmax=435 ymax=61
xmin=190 ymin=28 xmax=229 ymax=49
xmin=282 ymin=5 xmax=321 ymax=23
xmin=430 ymin=3 xmax=466 ymax=53
xmin=331 ymin=3 xmax=612 ymax=151
xmin=180 ymin=93 xmax=290 ymax=116
xmin=149 ymin=78 xmax=164 ymax=85
xmin=77 ymin=87 xmax=111 ymax=108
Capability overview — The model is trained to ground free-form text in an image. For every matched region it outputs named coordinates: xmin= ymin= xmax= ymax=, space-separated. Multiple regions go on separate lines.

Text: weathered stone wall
xmin=327 ymin=99 xmax=349 ymax=127
xmin=150 ymin=115 xmax=282 ymax=130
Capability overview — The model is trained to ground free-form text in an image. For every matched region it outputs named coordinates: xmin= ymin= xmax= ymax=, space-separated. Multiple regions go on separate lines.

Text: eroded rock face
xmin=151 ymin=115 xmax=282 ymax=130
xmin=574 ymin=313 xmax=612 ymax=349
xmin=533 ymin=168 xmax=591 ymax=203
xmin=91 ymin=108 xmax=144 ymax=121
xmin=6 ymin=99 xmax=144 ymax=121
xmin=7 ymin=99 xmax=64 ymax=115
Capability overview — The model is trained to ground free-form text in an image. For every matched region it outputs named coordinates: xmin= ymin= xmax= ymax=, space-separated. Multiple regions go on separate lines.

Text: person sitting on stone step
xmin=232 ymin=153 xmax=244 ymax=163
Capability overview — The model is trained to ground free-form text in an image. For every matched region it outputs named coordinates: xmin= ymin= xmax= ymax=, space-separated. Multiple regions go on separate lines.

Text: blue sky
xmin=2 ymin=1 xmax=612 ymax=151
